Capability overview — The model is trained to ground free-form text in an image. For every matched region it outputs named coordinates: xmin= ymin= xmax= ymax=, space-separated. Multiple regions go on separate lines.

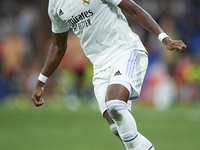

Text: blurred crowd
xmin=0 ymin=0 xmax=199 ymax=108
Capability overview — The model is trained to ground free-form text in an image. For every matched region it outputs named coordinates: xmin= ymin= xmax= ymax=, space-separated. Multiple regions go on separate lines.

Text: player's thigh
xmin=105 ymin=83 xmax=129 ymax=102
xmin=92 ymin=67 xmax=110 ymax=115
xmin=109 ymin=50 xmax=148 ymax=100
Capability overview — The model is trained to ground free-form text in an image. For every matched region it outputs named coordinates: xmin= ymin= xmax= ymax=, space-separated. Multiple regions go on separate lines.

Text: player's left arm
xmin=118 ymin=0 xmax=187 ymax=52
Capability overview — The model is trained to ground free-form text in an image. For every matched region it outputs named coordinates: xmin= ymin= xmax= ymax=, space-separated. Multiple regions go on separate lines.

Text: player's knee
xmin=105 ymin=100 xmax=127 ymax=122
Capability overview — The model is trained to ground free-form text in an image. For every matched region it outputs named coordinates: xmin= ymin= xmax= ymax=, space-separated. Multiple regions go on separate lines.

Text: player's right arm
xmin=31 ymin=32 xmax=68 ymax=107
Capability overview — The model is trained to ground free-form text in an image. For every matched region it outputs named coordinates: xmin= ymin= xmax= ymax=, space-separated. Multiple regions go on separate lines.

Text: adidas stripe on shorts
xmin=93 ymin=49 xmax=148 ymax=114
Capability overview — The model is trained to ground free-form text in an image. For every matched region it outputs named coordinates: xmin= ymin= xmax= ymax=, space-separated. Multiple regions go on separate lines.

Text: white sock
xmin=138 ymin=133 xmax=155 ymax=150
xmin=106 ymin=100 xmax=142 ymax=150
xmin=110 ymin=122 xmax=155 ymax=150
xmin=110 ymin=123 xmax=118 ymax=135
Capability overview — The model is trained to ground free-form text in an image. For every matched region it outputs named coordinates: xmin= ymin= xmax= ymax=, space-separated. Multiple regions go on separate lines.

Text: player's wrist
xmin=158 ymin=32 xmax=169 ymax=42
xmin=38 ymin=73 xmax=48 ymax=83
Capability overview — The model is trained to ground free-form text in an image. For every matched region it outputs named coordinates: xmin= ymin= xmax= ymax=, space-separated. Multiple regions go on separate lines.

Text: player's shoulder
xmin=48 ymin=0 xmax=59 ymax=9
xmin=102 ymin=0 xmax=122 ymax=5
xmin=48 ymin=0 xmax=60 ymax=15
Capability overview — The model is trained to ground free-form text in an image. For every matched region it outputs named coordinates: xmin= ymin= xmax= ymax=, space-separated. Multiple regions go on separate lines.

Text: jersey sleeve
xmin=48 ymin=6 xmax=69 ymax=33
xmin=104 ymin=0 xmax=122 ymax=6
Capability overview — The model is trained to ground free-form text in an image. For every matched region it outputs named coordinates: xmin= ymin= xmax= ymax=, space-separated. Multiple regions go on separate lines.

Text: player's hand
xmin=162 ymin=37 xmax=187 ymax=52
xmin=31 ymin=82 xmax=45 ymax=107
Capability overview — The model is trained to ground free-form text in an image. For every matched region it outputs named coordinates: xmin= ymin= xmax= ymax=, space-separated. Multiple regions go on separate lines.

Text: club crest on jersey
xmin=82 ymin=0 xmax=90 ymax=6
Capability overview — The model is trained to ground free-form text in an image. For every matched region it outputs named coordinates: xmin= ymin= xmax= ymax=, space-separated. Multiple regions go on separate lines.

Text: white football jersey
xmin=48 ymin=0 xmax=146 ymax=73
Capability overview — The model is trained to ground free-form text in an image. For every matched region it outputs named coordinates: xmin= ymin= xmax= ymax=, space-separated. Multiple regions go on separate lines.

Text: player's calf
xmin=106 ymin=99 xmax=142 ymax=150
xmin=110 ymin=121 xmax=155 ymax=150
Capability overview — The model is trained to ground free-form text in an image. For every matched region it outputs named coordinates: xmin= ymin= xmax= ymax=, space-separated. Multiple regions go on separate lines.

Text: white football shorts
xmin=93 ymin=49 xmax=148 ymax=114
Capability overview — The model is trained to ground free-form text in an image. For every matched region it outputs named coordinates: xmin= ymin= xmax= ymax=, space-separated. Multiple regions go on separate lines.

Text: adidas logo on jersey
xmin=59 ymin=9 xmax=64 ymax=16
xmin=114 ymin=70 xmax=122 ymax=76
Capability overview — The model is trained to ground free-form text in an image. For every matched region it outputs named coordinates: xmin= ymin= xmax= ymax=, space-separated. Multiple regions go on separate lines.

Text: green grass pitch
xmin=0 ymin=102 xmax=200 ymax=150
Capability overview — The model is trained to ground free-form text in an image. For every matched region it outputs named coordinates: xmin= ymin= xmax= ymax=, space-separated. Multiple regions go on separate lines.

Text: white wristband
xmin=38 ymin=73 xmax=48 ymax=83
xmin=158 ymin=33 xmax=169 ymax=42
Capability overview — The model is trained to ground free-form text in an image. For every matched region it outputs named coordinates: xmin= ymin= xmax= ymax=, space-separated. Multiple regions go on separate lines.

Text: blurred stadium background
xmin=0 ymin=0 xmax=200 ymax=149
